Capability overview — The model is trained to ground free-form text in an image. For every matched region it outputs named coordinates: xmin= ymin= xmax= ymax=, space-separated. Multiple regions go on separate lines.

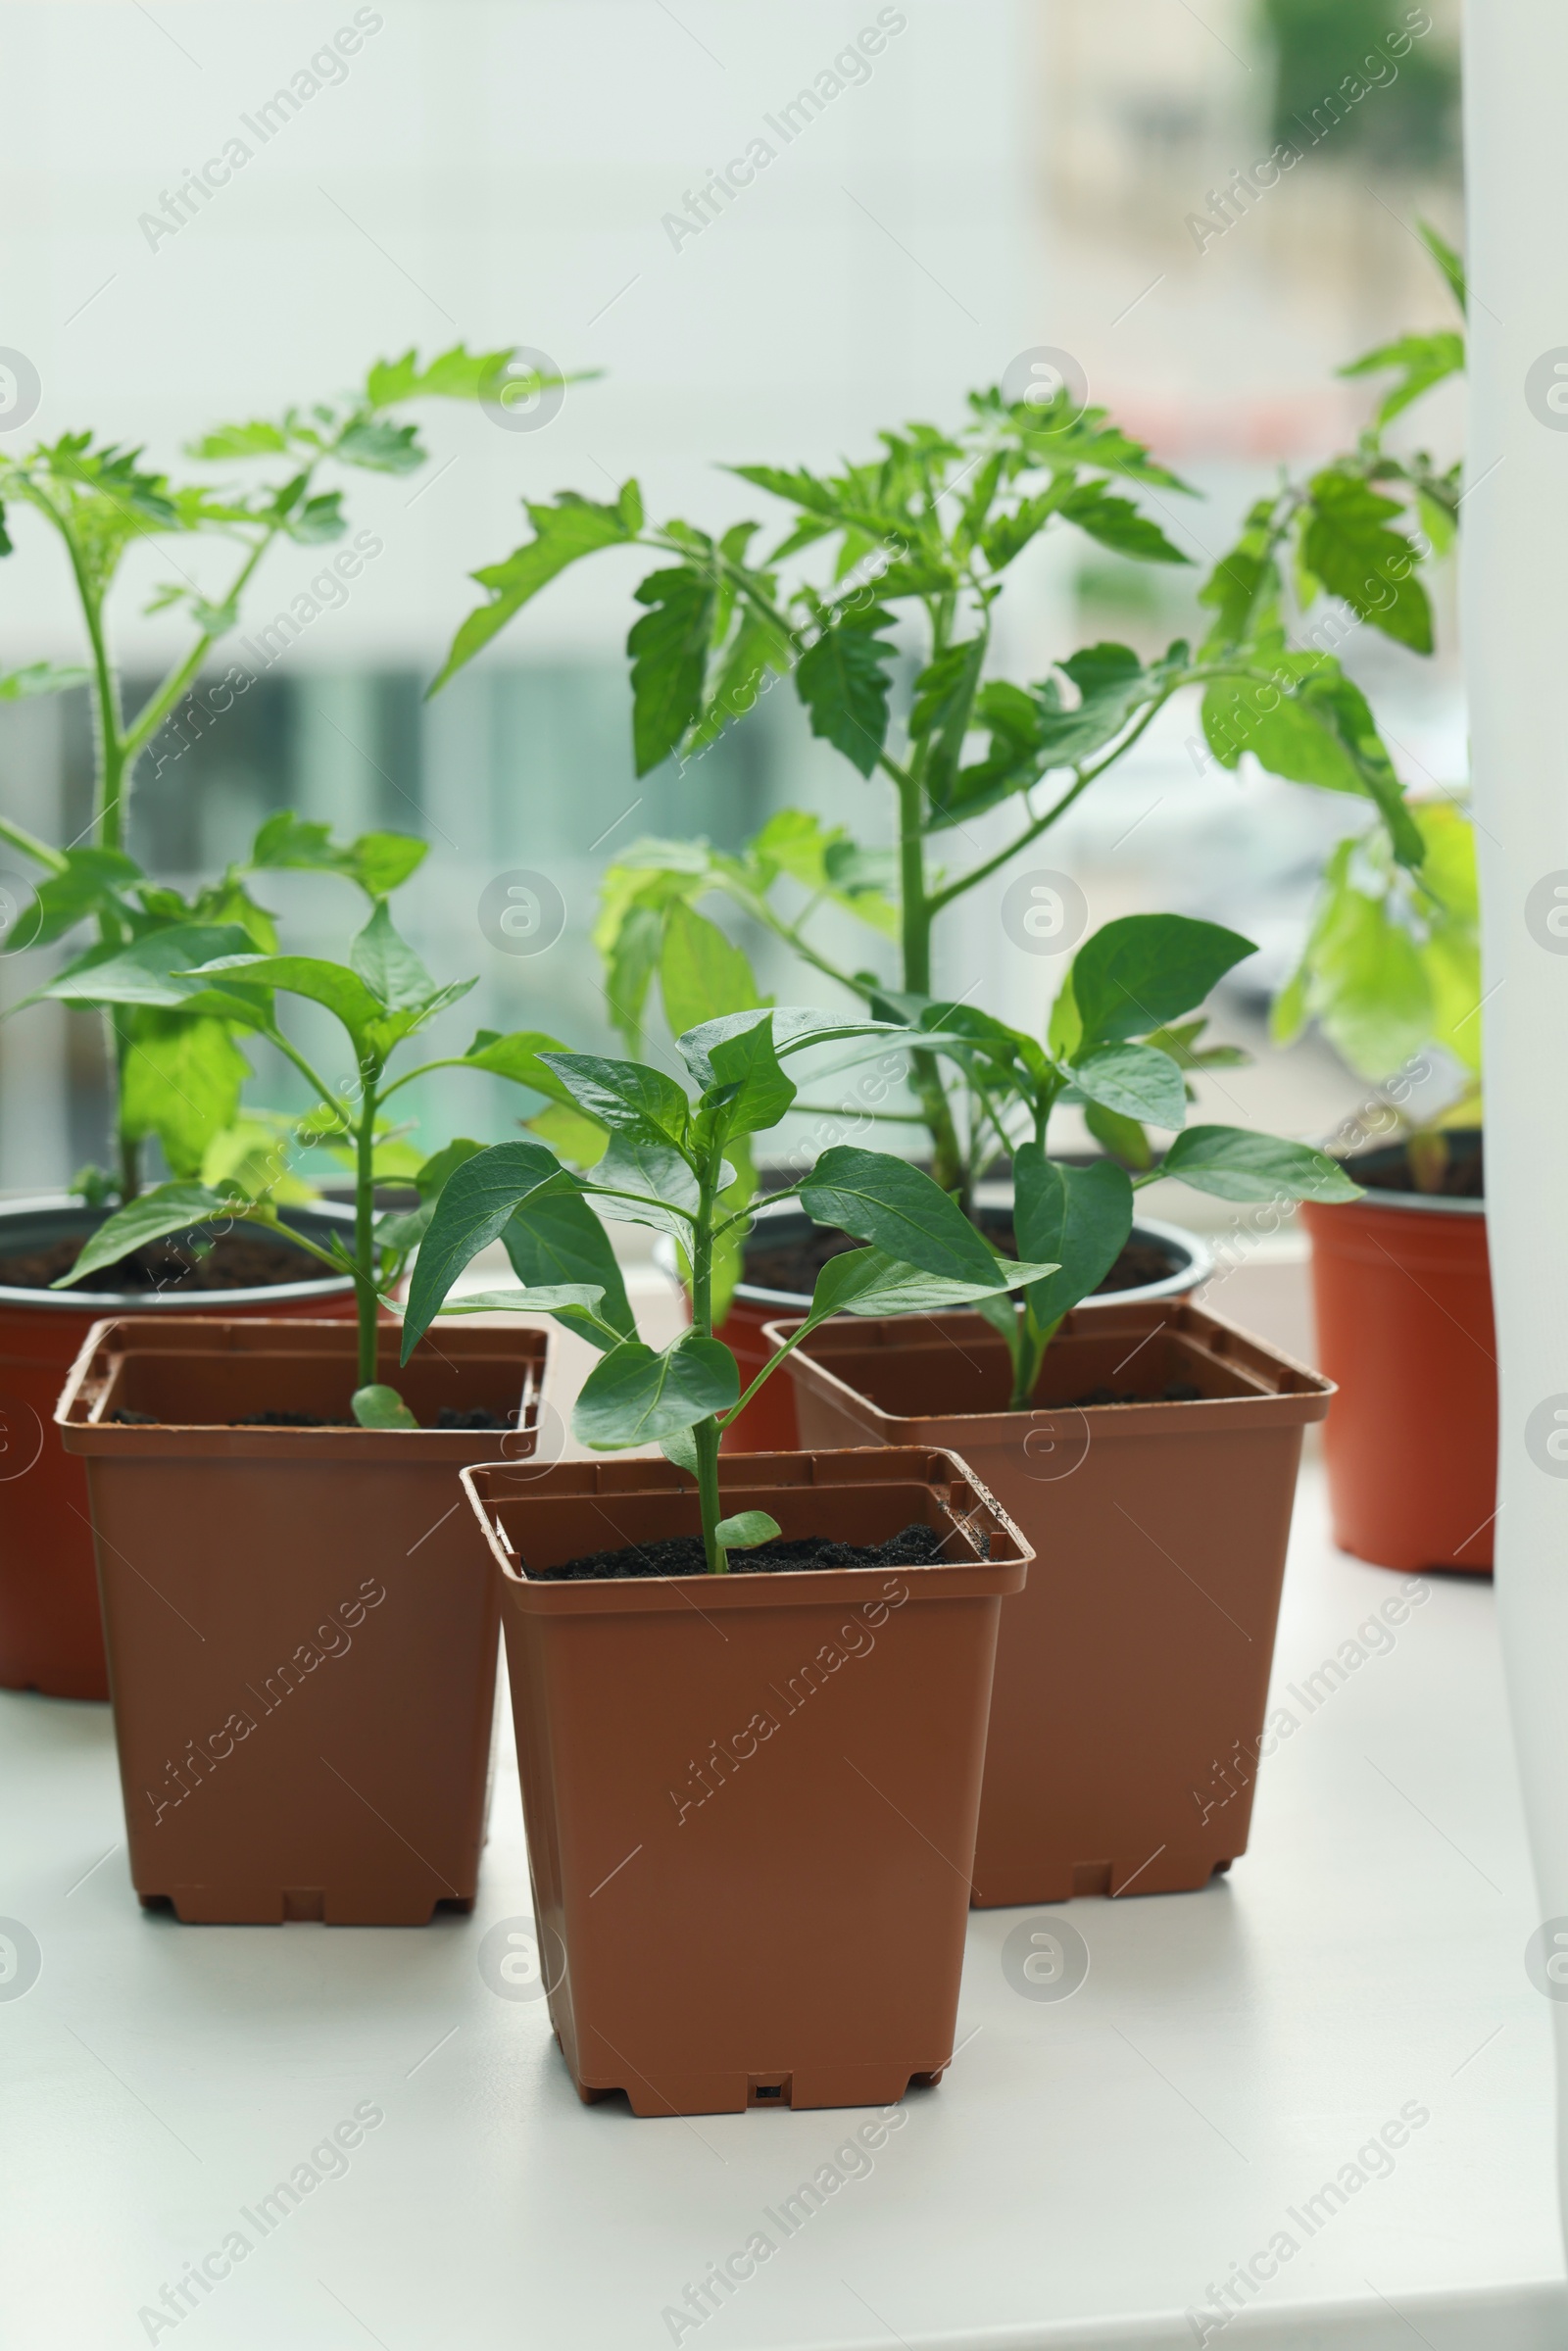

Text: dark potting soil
xmin=109 ymin=1405 xmax=516 ymax=1431
xmin=1350 ymin=1137 xmax=1484 ymax=1199
xmin=742 ymin=1220 xmax=1177 ymax=1299
xmin=1068 ymin=1380 xmax=1204 ymax=1407
xmin=0 ymin=1229 xmax=329 ymax=1295
xmin=539 ymin=1521 xmax=958 ymax=1583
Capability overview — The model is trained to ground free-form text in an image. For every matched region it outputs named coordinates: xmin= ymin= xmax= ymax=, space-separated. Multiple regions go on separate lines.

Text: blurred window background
xmin=0 ymin=0 xmax=1463 ymax=1218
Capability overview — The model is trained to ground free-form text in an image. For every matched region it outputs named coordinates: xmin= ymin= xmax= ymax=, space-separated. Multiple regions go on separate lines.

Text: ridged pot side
xmin=464 ymin=1448 xmax=1031 ymax=2116
xmin=56 ymin=1315 xmax=549 ymax=1923
xmin=770 ymin=1301 xmax=1331 ymax=1906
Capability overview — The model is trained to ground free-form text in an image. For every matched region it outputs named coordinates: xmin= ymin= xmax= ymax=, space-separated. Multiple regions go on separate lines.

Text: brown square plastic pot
xmin=765 ymin=1303 xmax=1332 ymax=1907
xmin=55 ymin=1315 xmax=550 ymax=1926
xmin=462 ymin=1447 xmax=1030 ymax=2116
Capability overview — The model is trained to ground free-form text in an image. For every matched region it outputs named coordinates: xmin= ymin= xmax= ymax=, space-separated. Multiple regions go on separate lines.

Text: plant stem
xmin=354 ymin=1064 xmax=382 ymax=1390
xmin=691 ymin=1131 xmax=728 ymax=1573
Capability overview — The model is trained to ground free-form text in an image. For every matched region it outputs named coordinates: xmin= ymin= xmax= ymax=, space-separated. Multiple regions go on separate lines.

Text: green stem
xmin=690 ymin=1131 xmax=729 ymax=1573
xmin=0 ymin=812 xmax=68 ymax=874
xmin=120 ymin=530 xmax=279 ymax=762
xmin=354 ymin=1064 xmax=383 ymax=1390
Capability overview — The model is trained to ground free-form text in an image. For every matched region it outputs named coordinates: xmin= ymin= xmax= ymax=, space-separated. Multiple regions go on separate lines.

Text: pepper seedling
xmin=885 ymin=911 xmax=1363 ymax=1409
xmin=398 ymin=1007 xmax=1063 ymax=1572
xmin=50 ymin=890 xmax=581 ymax=1425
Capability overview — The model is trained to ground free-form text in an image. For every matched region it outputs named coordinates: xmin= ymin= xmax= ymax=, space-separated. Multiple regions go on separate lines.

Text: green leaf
xmin=121 ymin=1012 xmax=251 ymax=1180
xmin=524 ymin=1103 xmax=609 ymax=1168
xmin=248 ymin=812 xmax=428 ymax=900
xmin=400 ymin=1140 xmax=584 ymax=1357
xmin=1301 ymin=470 xmax=1433 ymax=653
xmin=21 ymin=847 xmax=142 ymax=947
xmin=365 ymin=342 xmax=520 ymax=407
xmin=1198 ymin=532 xmax=1283 ymax=655
xmin=1057 ymin=484 xmax=1192 ymax=564
xmin=1010 ymin=1149 xmax=1134 ymax=1328
xmin=350 ymin=899 xmax=437 ymax=1010
xmin=801 ymin=1244 xmax=1060 ymax=1326
xmin=1082 ymin=1102 xmax=1153 ymax=1169
xmin=0 ymin=660 xmax=92 ymax=701
xmin=801 ymin=1147 xmax=1001 ymax=1285
xmin=713 ymin=1510 xmax=781 ymax=1549
xmin=628 ymin=563 xmax=716 ymax=775
xmin=374 ymin=1137 xmax=486 ymax=1254
xmin=460 ymin=1026 xmax=574 ymax=1097
xmin=501 ymin=1186 xmax=635 ymax=1354
xmin=1066 ymin=1042 xmax=1188 ymax=1131
xmin=186 ymin=951 xmax=383 ymax=1048
xmin=351 ymin=1385 xmax=419 ymax=1430
xmin=1200 ymin=664 xmax=1424 ymax=868
xmin=337 ymin=417 xmax=423 ymax=475
xmin=589 ymin=1132 xmax=701 ymax=1243
xmin=572 ymin=1332 xmax=738 ymax=1449
xmin=429 ymin=486 xmax=641 ymax=694
xmin=186 ymin=418 xmax=290 ymax=460
xmin=795 ymin=607 xmax=897 ymax=778
xmin=1339 ymin=329 xmax=1464 ymax=426
xmin=1159 ymin=1126 xmax=1362 ymax=1204
xmin=45 ymin=923 xmax=268 ymax=1019
xmin=538 ymin=1053 xmax=690 ymax=1150
xmin=51 ymin=1183 xmax=237 ymax=1286
xmin=283 ymin=492 xmax=346 ymax=547
xmin=428 ymin=1282 xmax=613 ymax=1331
xmin=910 ymin=637 xmax=986 ymax=807
xmin=1069 ymin=914 xmax=1255 ymax=1049
xmin=660 ymin=1424 xmax=700 ymax=1476
xmin=1417 ymin=219 xmax=1466 ymax=318
xmin=698 ymin=1012 xmax=796 ymax=1140
xmin=659 ymin=902 xmax=764 ymax=1040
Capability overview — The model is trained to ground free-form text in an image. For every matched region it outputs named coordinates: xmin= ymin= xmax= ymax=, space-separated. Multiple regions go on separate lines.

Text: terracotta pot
xmin=656 ymin=1193 xmax=1211 ymax=1455
xmin=0 ymin=1195 xmax=360 ymax=1701
xmin=462 ymin=1446 xmax=1030 ymax=2115
xmin=55 ymin=1314 xmax=549 ymax=1925
xmin=767 ymin=1301 xmax=1330 ymax=1906
xmin=1302 ymin=1145 xmax=1494 ymax=1571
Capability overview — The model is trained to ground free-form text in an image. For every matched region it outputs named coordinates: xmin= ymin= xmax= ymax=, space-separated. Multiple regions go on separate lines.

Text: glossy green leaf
xmin=401 ymin=1141 xmax=583 ymax=1357
xmin=795 ymin=607 xmax=897 ymax=778
xmin=1069 ymin=914 xmax=1255 ymax=1050
xmin=1057 ymin=484 xmax=1192 ymax=564
xmin=589 ymin=1133 xmax=701 ymax=1242
xmin=121 ymin=1012 xmax=251 ymax=1180
xmin=629 ymin=563 xmax=715 ymax=775
xmin=186 ymin=951 xmax=382 ymax=1047
xmin=51 ymin=1183 xmax=240 ymax=1286
xmin=1010 ymin=1148 xmax=1134 ymax=1327
xmin=538 ymin=1053 xmax=690 ymax=1150
xmin=1301 ymin=469 xmax=1433 ymax=653
xmin=1159 ymin=1126 xmax=1362 ymax=1203
xmin=800 ymin=1147 xmax=1001 ymax=1285
xmin=572 ymin=1332 xmax=738 ymax=1449
xmin=1066 ymin=1042 xmax=1188 ymax=1131
xmin=350 ymin=900 xmax=437 ymax=1010
xmin=430 ymin=486 xmax=642 ymax=694
xmin=701 ymin=1013 xmax=796 ymax=1139
xmin=248 ymin=813 xmax=427 ymax=900
xmin=500 ymin=1185 xmax=636 ymax=1354
xmin=659 ymin=901 xmax=764 ymax=1040
xmin=46 ymin=924 xmax=269 ymax=1022
xmin=801 ymin=1244 xmax=1060 ymax=1327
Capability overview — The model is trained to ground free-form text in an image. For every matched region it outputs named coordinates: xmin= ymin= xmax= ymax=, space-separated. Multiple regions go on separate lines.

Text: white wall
xmin=0 ymin=0 xmax=1038 ymax=671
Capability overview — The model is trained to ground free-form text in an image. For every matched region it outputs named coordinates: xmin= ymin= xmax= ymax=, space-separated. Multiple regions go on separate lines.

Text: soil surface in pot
xmin=110 ymin=1404 xmax=517 ymax=1431
xmin=743 ymin=1219 xmax=1177 ymax=1298
xmin=1070 ymin=1381 xmax=1203 ymax=1407
xmin=0 ymin=1229 xmax=328 ymax=1294
xmin=1348 ymin=1135 xmax=1483 ymax=1199
xmin=537 ymin=1522 xmax=955 ymax=1583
